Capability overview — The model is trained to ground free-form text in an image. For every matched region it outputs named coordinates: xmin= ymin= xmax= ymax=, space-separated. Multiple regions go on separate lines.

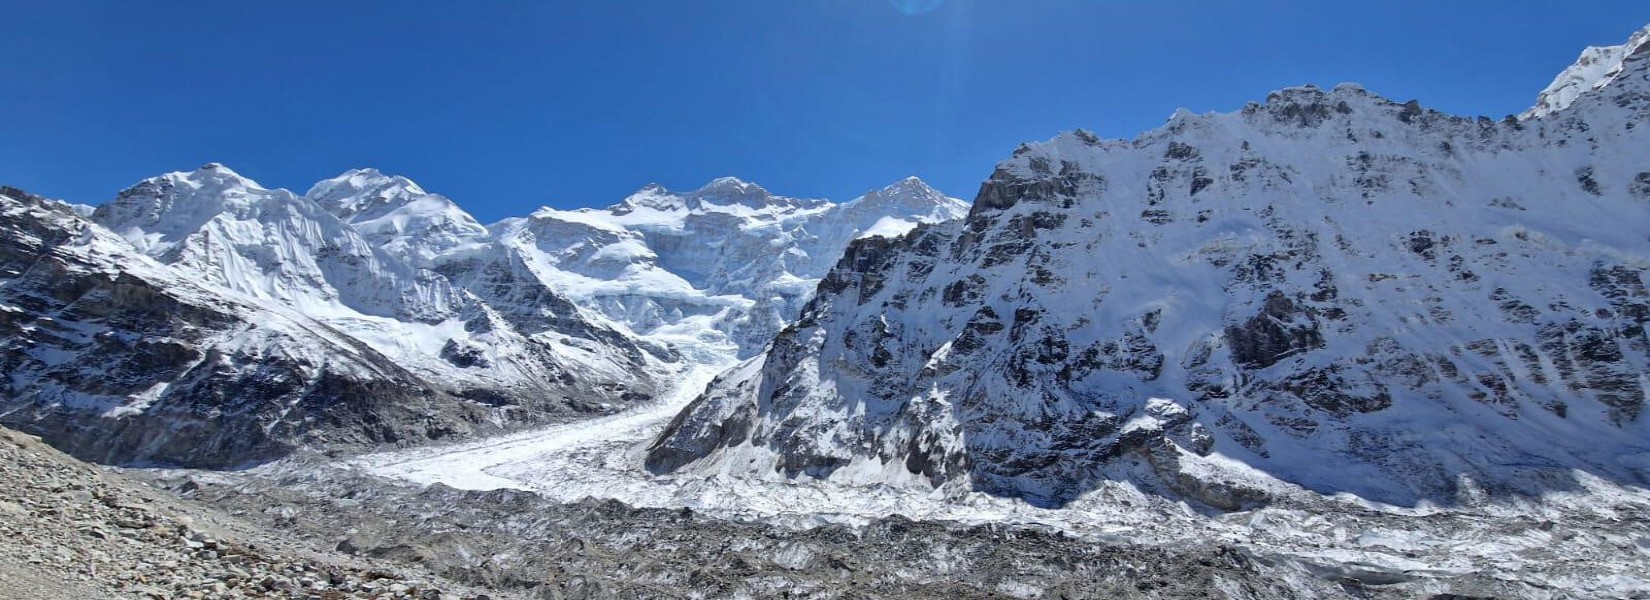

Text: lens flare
xmin=887 ymin=0 xmax=945 ymax=16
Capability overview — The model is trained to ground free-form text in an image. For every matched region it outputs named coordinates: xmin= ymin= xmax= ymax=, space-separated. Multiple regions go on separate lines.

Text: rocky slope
xmin=164 ymin=451 xmax=1650 ymax=599
xmin=649 ymin=23 xmax=1650 ymax=510
xmin=0 ymin=426 xmax=511 ymax=600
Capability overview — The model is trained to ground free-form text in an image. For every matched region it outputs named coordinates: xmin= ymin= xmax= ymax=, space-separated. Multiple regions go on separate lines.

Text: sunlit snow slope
xmin=649 ymin=23 xmax=1650 ymax=511
xmin=500 ymin=176 xmax=968 ymax=358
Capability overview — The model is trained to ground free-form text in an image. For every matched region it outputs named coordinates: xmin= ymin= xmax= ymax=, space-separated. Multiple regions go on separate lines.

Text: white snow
xmin=351 ymin=362 xmax=731 ymax=493
xmin=486 ymin=175 xmax=967 ymax=358
xmin=858 ymin=216 xmax=919 ymax=239
xmin=1523 ymin=23 xmax=1650 ymax=119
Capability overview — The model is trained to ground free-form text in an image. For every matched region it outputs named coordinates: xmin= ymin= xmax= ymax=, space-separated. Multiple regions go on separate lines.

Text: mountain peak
xmin=303 ymin=169 xmax=485 ymax=266
xmin=692 ymin=176 xmax=769 ymax=198
xmin=1523 ymin=23 xmax=1650 ymax=119
xmin=857 ymin=176 xmax=944 ymax=205
xmin=306 ymin=168 xmax=427 ymax=209
xmin=884 ymin=175 xmax=935 ymax=193
xmin=841 ymin=176 xmax=968 ymax=225
xmin=159 ymin=162 xmax=263 ymax=192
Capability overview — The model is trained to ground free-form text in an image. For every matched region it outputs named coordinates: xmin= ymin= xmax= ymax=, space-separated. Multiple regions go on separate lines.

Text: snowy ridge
xmin=90 ymin=164 xmax=663 ymax=407
xmin=0 ymin=187 xmax=493 ymax=466
xmin=509 ymin=176 xmax=968 ymax=357
xmin=94 ymin=164 xmax=465 ymax=323
xmin=1523 ymin=23 xmax=1650 ymax=119
xmin=307 ymin=168 xmax=490 ymax=268
xmin=649 ymin=26 xmax=1650 ymax=512
xmin=85 ymin=162 xmax=965 ymax=401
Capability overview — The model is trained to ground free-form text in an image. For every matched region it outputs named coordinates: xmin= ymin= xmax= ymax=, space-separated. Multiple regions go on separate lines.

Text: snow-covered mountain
xmin=0 ymin=187 xmax=516 ymax=467
xmin=0 ymin=160 xmax=966 ymax=466
xmin=94 ymin=164 xmax=465 ymax=322
xmin=1 ymin=170 xmax=671 ymax=467
xmin=1524 ymin=22 xmax=1650 ymax=119
xmin=500 ymin=176 xmax=967 ymax=357
xmin=90 ymin=164 xmax=663 ymax=408
xmin=307 ymin=168 xmax=490 ymax=269
xmin=648 ymin=24 xmax=1650 ymax=510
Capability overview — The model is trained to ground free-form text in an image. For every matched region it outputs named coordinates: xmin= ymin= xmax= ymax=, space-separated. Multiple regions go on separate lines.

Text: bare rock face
xmin=1225 ymin=291 xmax=1324 ymax=369
xmin=650 ymin=30 xmax=1650 ymax=509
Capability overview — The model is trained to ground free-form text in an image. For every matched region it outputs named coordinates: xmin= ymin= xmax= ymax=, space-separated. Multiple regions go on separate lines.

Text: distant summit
xmin=1524 ymin=23 xmax=1650 ymax=119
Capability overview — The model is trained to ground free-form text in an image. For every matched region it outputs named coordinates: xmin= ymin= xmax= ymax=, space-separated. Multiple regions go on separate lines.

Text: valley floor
xmin=135 ymin=369 xmax=1650 ymax=599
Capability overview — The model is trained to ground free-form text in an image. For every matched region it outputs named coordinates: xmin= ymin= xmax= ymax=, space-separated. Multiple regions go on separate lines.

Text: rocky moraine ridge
xmin=0 ymin=426 xmax=509 ymax=600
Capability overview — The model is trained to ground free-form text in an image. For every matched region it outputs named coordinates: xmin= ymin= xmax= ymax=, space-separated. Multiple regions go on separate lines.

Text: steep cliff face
xmin=649 ymin=27 xmax=1650 ymax=509
xmin=0 ymin=187 xmax=498 ymax=467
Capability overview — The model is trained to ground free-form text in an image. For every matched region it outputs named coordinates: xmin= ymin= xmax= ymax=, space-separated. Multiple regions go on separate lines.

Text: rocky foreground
xmin=0 ymin=427 xmax=514 ymax=600
xmin=5 ymin=422 xmax=1648 ymax=599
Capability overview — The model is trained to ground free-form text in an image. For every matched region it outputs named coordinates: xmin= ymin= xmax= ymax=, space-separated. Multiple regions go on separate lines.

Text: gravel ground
xmin=0 ymin=427 xmax=520 ymax=600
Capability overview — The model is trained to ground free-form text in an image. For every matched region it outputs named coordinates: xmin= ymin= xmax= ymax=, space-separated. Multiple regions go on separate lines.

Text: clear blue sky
xmin=3 ymin=1 xmax=1647 ymax=221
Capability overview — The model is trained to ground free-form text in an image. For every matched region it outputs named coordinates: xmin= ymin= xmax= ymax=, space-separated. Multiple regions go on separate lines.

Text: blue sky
xmin=3 ymin=1 xmax=1647 ymax=221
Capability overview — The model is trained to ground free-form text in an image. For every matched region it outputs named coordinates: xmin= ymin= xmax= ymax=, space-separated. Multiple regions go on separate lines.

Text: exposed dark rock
xmin=1226 ymin=292 xmax=1324 ymax=369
